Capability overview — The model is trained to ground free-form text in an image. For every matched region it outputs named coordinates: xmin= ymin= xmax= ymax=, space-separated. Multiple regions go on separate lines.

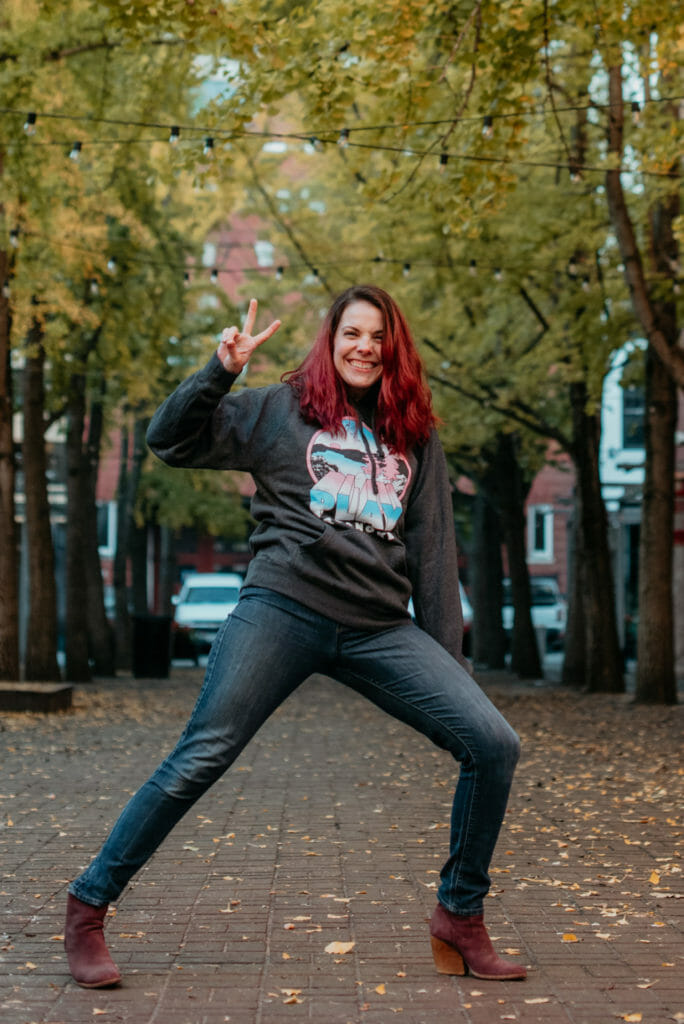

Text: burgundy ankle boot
xmin=64 ymin=893 xmax=121 ymax=988
xmin=430 ymin=903 xmax=526 ymax=981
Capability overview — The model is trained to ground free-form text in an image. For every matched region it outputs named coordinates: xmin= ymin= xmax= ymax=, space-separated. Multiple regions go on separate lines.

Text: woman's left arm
xmin=404 ymin=431 xmax=471 ymax=671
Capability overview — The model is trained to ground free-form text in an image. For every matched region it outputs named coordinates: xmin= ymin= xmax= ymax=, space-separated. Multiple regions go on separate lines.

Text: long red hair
xmin=282 ymin=285 xmax=437 ymax=452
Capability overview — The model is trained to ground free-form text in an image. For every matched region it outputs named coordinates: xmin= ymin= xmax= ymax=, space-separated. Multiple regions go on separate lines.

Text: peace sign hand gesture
xmin=217 ymin=299 xmax=282 ymax=376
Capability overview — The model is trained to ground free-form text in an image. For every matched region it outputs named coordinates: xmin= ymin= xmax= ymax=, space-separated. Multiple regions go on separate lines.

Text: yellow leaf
xmin=375 ymin=983 xmax=386 ymax=994
xmin=525 ymin=998 xmax=550 ymax=1004
xmin=282 ymin=952 xmax=290 ymax=960
xmin=324 ymin=940 xmax=355 ymax=954
xmin=562 ymin=933 xmax=579 ymax=942
xmin=619 ymin=1015 xmax=642 ymax=1023
xmin=283 ymin=996 xmax=303 ymax=1004
xmin=649 ymin=871 xmax=660 ymax=885
xmin=281 ymin=988 xmax=302 ymax=996
xmin=25 ymin=961 xmax=37 ymax=969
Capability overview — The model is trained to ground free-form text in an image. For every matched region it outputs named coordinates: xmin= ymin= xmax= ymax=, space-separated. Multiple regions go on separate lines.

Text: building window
xmin=97 ymin=502 xmax=117 ymax=557
xmin=622 ymin=386 xmax=645 ymax=449
xmin=527 ymin=504 xmax=553 ymax=563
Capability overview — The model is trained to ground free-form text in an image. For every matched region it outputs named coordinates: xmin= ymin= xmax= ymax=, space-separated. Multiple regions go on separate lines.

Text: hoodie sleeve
xmin=146 ymin=354 xmax=267 ymax=471
xmin=404 ymin=430 xmax=471 ymax=671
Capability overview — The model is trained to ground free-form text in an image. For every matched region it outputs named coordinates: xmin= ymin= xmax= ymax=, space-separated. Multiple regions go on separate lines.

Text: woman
xmin=65 ymin=285 xmax=526 ymax=987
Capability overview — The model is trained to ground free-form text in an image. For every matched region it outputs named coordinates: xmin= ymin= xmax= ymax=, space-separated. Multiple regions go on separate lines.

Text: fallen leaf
xmin=617 ymin=1015 xmax=642 ymax=1023
xmin=525 ymin=997 xmax=550 ymax=1004
xmin=375 ymin=983 xmax=386 ymax=994
xmin=649 ymin=871 xmax=660 ymax=885
xmin=281 ymin=988 xmax=302 ymax=996
xmin=324 ymin=940 xmax=355 ymax=954
xmin=283 ymin=995 xmax=303 ymax=1005
xmin=281 ymin=952 xmax=290 ymax=960
xmin=562 ymin=933 xmax=579 ymax=942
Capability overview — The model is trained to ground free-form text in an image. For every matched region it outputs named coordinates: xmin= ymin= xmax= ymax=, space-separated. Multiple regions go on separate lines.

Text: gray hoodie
xmin=147 ymin=354 xmax=467 ymax=668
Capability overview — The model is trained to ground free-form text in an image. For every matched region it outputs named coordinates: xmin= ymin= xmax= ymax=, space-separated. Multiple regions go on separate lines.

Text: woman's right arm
xmin=146 ymin=355 xmax=242 ymax=468
xmin=147 ymin=299 xmax=281 ymax=469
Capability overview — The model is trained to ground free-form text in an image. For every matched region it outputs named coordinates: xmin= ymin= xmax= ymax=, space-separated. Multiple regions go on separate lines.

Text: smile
xmin=348 ymin=360 xmax=378 ymax=371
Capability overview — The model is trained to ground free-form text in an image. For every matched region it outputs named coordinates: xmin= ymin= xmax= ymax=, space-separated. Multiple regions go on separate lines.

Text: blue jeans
xmin=69 ymin=587 xmax=520 ymax=916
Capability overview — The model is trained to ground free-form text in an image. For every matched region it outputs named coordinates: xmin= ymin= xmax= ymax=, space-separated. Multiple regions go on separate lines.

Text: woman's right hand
xmin=217 ymin=298 xmax=281 ymax=375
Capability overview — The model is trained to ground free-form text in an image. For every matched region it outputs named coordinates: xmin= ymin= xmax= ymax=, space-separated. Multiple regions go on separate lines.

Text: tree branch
xmin=604 ymin=65 xmax=684 ymax=388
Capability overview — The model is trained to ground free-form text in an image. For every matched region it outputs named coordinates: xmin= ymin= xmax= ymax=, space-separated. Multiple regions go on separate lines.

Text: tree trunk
xmin=471 ymin=488 xmax=506 ymax=669
xmin=114 ymin=424 xmax=132 ymax=670
xmin=158 ymin=524 xmax=177 ymax=613
xmin=569 ymin=382 xmax=623 ymax=692
xmin=488 ymin=433 xmax=541 ymax=679
xmin=0 ymin=238 xmax=20 ymax=680
xmin=130 ymin=415 xmax=150 ymax=616
xmin=561 ymin=507 xmax=587 ymax=687
xmin=83 ymin=395 xmax=115 ymax=676
xmin=635 ymin=174 xmax=679 ymax=703
xmin=22 ymin=323 xmax=61 ymax=680
xmin=64 ymin=372 xmax=92 ymax=682
xmin=635 ymin=346 xmax=677 ymax=702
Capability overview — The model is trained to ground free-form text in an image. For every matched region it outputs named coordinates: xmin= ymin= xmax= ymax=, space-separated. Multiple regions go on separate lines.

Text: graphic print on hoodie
xmin=306 ymin=418 xmax=411 ymax=540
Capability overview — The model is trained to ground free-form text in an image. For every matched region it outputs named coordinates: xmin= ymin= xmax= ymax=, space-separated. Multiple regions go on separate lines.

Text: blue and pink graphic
xmin=306 ymin=418 xmax=411 ymax=539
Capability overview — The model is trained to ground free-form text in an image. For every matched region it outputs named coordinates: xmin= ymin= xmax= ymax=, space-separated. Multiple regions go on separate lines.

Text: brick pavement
xmin=0 ymin=669 xmax=682 ymax=1024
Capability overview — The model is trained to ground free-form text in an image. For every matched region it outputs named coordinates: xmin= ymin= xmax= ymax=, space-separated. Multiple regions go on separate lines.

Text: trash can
xmin=132 ymin=615 xmax=172 ymax=679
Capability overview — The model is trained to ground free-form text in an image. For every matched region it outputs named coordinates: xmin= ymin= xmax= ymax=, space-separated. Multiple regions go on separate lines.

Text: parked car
xmin=408 ymin=582 xmax=473 ymax=655
xmin=172 ymin=572 xmax=243 ymax=661
xmin=501 ymin=576 xmax=566 ymax=649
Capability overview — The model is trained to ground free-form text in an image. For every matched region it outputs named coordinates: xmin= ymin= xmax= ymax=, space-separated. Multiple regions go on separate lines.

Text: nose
xmin=354 ymin=334 xmax=372 ymax=353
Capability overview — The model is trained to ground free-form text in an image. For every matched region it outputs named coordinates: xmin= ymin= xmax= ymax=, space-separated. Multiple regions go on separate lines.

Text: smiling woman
xmin=64 ymin=284 xmax=526 ymax=989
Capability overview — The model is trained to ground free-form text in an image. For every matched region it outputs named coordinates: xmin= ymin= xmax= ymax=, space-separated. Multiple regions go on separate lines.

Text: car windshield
xmin=502 ymin=580 xmax=559 ymax=606
xmin=184 ymin=586 xmax=240 ymax=604
xmin=530 ymin=582 xmax=559 ymax=605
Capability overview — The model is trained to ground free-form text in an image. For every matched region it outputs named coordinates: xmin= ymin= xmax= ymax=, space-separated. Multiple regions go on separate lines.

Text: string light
xmin=69 ymin=141 xmax=82 ymax=162
xmin=169 ymin=125 xmax=180 ymax=145
xmin=631 ymin=100 xmax=641 ymax=125
xmin=403 ymin=262 xmax=411 ymax=277
xmin=276 ymin=265 xmax=284 ymax=280
xmin=2 ymin=280 xmax=10 ymax=299
xmin=23 ymin=111 xmax=36 ymax=135
xmin=10 ymin=227 xmax=19 ymax=247
xmin=568 ymin=258 xmax=578 ymax=277
xmin=582 ymin=276 xmax=591 ymax=292
xmin=469 ymin=259 xmax=477 ymax=276
xmin=338 ymin=128 xmax=350 ymax=148
xmin=439 ymin=152 xmax=449 ymax=172
xmin=107 ymin=257 xmax=117 ymax=273
xmin=494 ymin=267 xmax=503 ymax=281
xmin=210 ymin=267 xmax=219 ymax=283
xmin=183 ymin=271 xmax=190 ymax=286
xmin=482 ymin=115 xmax=494 ymax=139
xmin=89 ymin=278 xmax=99 ymax=295
xmin=203 ymin=136 xmax=214 ymax=155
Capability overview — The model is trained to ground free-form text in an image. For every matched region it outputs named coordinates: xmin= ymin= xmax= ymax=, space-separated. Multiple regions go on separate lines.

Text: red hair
xmin=282 ymin=285 xmax=437 ymax=452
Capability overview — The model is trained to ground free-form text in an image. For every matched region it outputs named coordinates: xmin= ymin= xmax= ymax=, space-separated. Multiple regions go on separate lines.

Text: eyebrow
xmin=341 ymin=324 xmax=384 ymax=335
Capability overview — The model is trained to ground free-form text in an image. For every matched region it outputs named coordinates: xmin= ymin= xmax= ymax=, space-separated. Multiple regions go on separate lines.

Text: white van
xmin=172 ymin=572 xmax=243 ymax=660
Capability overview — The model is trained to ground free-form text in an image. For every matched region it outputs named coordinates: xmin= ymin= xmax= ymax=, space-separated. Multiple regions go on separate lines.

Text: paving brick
xmin=1 ymin=669 xmax=682 ymax=1023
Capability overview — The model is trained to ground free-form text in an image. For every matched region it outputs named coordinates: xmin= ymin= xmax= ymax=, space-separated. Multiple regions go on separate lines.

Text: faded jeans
xmin=69 ymin=586 xmax=520 ymax=916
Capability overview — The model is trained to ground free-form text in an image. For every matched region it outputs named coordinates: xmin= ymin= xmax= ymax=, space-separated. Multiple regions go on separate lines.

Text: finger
xmin=252 ymin=319 xmax=282 ymax=347
xmin=242 ymin=298 xmax=258 ymax=338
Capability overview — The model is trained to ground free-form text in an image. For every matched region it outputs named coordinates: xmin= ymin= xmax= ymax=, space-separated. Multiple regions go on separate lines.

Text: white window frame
xmin=527 ymin=504 xmax=554 ymax=564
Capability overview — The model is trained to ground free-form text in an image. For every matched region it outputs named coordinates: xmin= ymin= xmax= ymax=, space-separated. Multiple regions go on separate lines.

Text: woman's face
xmin=332 ymin=300 xmax=384 ymax=397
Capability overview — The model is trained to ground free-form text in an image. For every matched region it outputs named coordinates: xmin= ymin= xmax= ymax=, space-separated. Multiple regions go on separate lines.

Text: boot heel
xmin=431 ymin=935 xmax=467 ymax=975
